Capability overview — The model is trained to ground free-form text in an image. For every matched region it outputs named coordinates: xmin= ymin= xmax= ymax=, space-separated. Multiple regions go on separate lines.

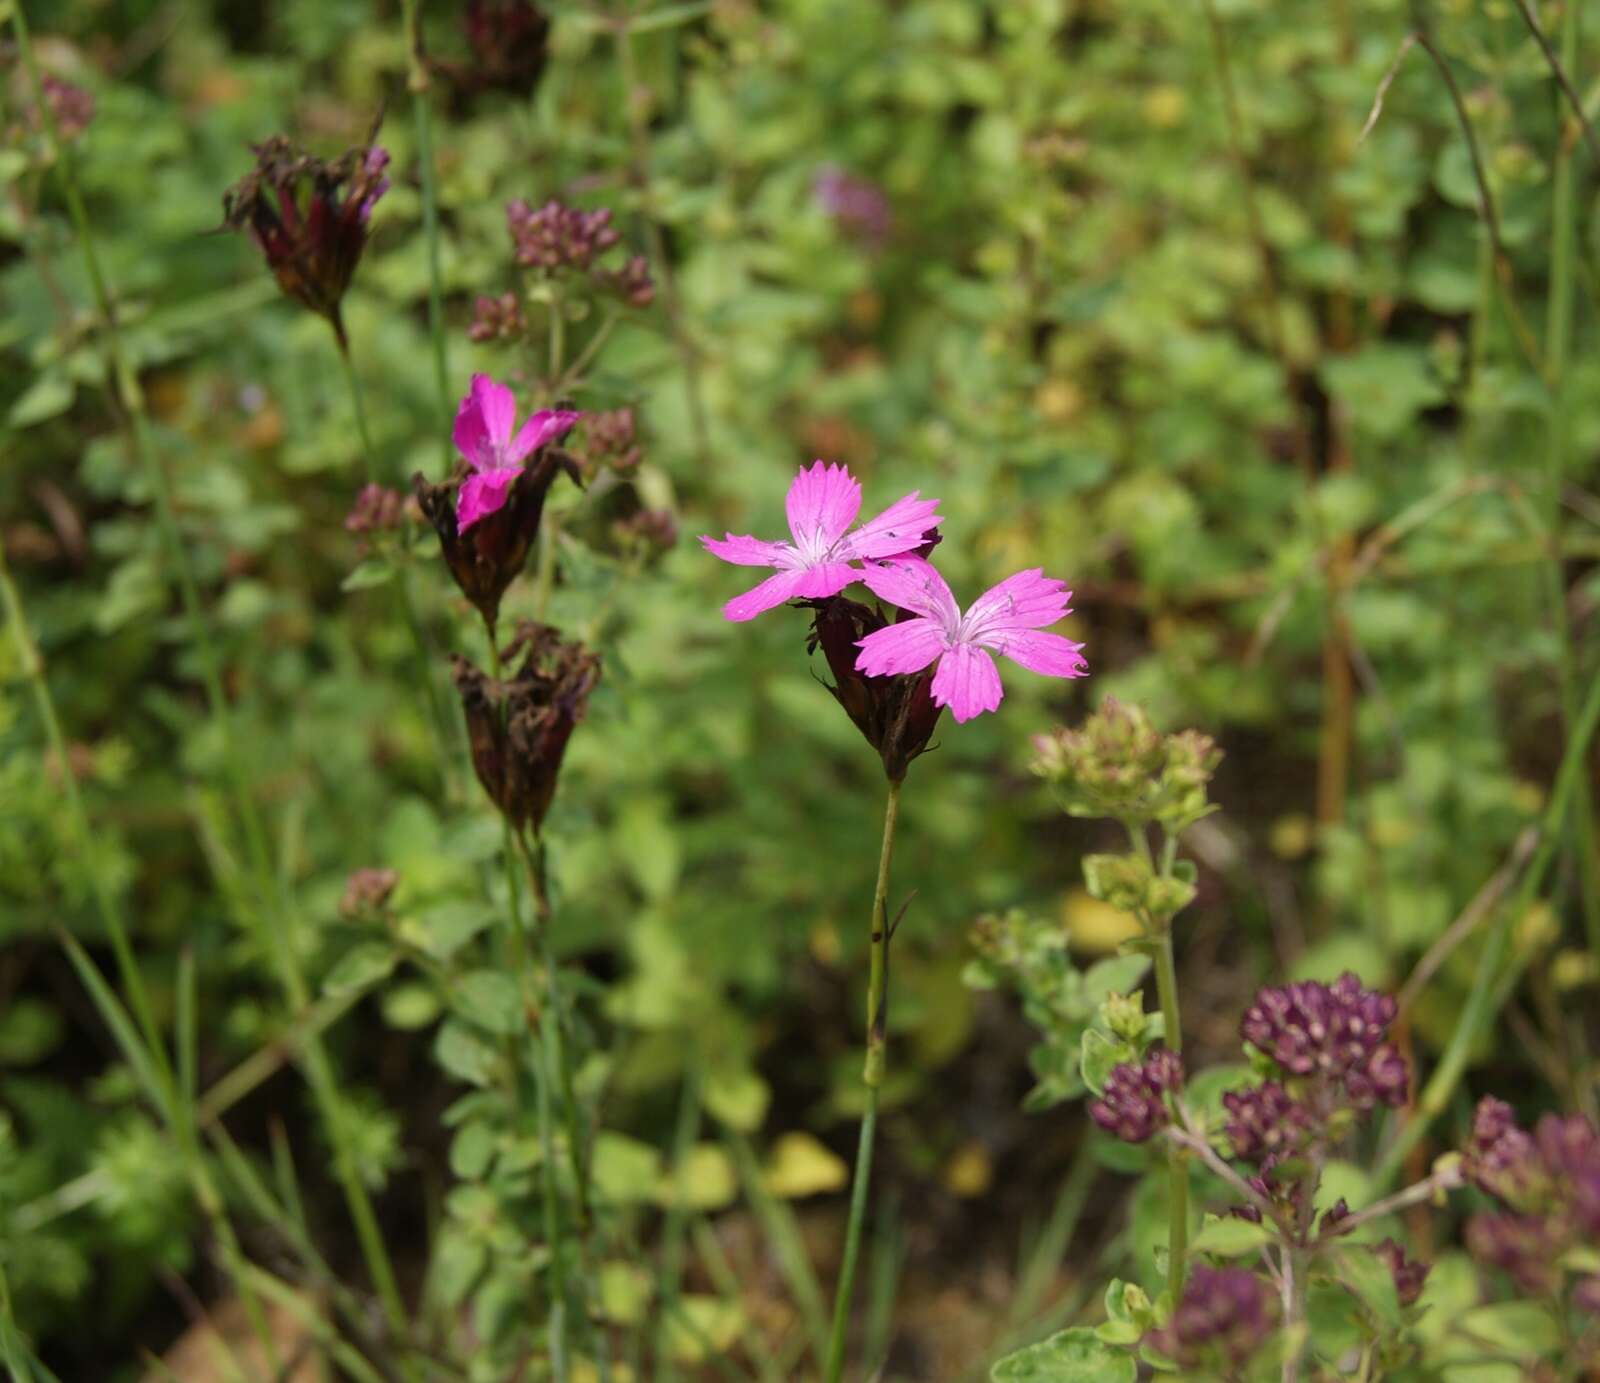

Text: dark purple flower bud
xmin=1320 ymin=1198 xmax=1351 ymax=1234
xmin=1240 ymin=973 xmax=1402 ymax=1105
xmin=1374 ymin=1238 xmax=1430 ymax=1307
xmin=459 ymin=0 xmax=551 ymax=97
xmin=1146 ymin=1267 xmax=1275 ymax=1372
xmin=339 ymin=867 xmax=399 ymax=919
xmin=41 ymin=74 xmax=94 ymax=141
xmin=1222 ymin=1081 xmax=1313 ymax=1165
xmin=1088 ymin=1048 xmax=1183 ymax=1144
xmin=806 ymin=596 xmax=943 ymax=784
xmin=577 ymin=408 xmax=643 ymax=474
xmin=1465 ymin=1212 xmax=1566 ymax=1297
xmin=468 ymin=291 xmax=527 ymax=343
xmin=343 ymin=483 xmax=406 ymax=537
xmin=812 ymin=165 xmax=892 ymax=248
xmin=1465 ymin=1097 xmax=1546 ymax=1210
xmin=596 ymin=253 xmax=656 ymax=308
xmin=453 ymin=622 xmax=600 ymax=833
xmin=412 ymin=445 xmax=578 ymax=630
xmin=507 ymin=198 xmax=620 ymax=273
xmin=220 ymin=125 xmax=389 ymax=345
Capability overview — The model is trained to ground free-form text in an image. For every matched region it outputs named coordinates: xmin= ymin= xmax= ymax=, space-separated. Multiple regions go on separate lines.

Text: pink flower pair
xmin=701 ymin=462 xmax=1086 ymax=722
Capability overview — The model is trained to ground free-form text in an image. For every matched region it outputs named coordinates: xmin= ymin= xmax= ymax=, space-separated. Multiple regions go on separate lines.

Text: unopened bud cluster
xmin=1089 ymin=1047 xmax=1183 ymax=1143
xmin=1146 ymin=1267 xmax=1275 ymax=1373
xmin=1032 ymin=697 xmax=1219 ymax=832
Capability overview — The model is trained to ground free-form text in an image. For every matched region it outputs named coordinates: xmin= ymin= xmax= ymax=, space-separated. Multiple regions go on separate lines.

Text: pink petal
xmin=784 ymin=461 xmax=861 ymax=553
xmin=722 ymin=569 xmax=808 ymax=622
xmin=470 ymin=374 xmax=518 ymax=448
xmin=456 ymin=467 xmax=518 ymax=532
xmin=962 ymin=568 xmax=1072 ymax=639
xmin=788 ymin=561 xmax=859 ymax=600
xmin=840 ymin=491 xmax=942 ymax=561
xmin=452 ymin=387 xmax=492 ymax=469
xmin=854 ymin=616 xmax=947 ymax=678
xmin=930 ymin=642 xmax=1004 ymax=722
xmin=699 ymin=533 xmax=792 ymax=568
xmin=986 ymin=628 xmax=1088 ymax=679
xmin=858 ymin=557 xmax=961 ymax=631
xmin=508 ymin=408 xmax=580 ymax=465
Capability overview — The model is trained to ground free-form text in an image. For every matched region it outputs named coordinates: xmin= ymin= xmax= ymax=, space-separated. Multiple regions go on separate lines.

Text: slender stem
xmin=612 ymin=16 xmax=712 ymax=468
xmin=1281 ymin=1245 xmax=1307 ymax=1383
xmin=0 ymin=539 xmax=280 ymax=1375
xmin=400 ymin=0 xmax=452 ymax=462
xmin=1377 ymin=660 xmax=1600 ymax=1185
xmin=1165 ymin=1124 xmax=1276 ymax=1221
xmin=8 ymin=9 xmax=415 ymax=1354
xmin=1316 ymin=1164 xmax=1463 ymax=1239
xmin=533 ymin=1038 xmax=570 ymax=1383
xmin=1534 ymin=0 xmax=1600 ymax=957
xmin=1511 ymin=0 xmax=1600 ymax=166
xmin=657 ymin=1049 xmax=702 ymax=1383
xmin=1154 ymin=929 xmax=1188 ymax=1297
xmin=825 ymin=777 xmax=902 ymax=1383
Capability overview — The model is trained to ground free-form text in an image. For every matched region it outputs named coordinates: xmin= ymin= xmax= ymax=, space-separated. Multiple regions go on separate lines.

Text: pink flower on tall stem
xmin=700 ymin=462 xmax=941 ymax=621
xmin=854 ymin=557 xmax=1086 ymax=722
xmin=453 ymin=374 xmax=578 ymax=533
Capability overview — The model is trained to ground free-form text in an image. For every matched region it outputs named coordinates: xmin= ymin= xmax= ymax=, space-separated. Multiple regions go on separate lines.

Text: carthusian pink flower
xmin=854 ymin=557 xmax=1086 ymax=722
xmin=453 ymin=373 xmax=578 ymax=533
xmin=700 ymin=462 xmax=940 ymax=622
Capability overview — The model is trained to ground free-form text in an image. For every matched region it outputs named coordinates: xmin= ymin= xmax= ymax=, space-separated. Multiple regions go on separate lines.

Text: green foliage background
xmin=3 ymin=0 xmax=1599 ymax=1374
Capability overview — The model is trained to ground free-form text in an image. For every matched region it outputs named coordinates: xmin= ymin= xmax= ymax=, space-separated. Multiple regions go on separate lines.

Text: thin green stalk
xmin=1536 ymin=0 xmax=1600 ymax=957
xmin=657 ymin=1050 xmax=703 ymax=1383
xmin=824 ymin=777 xmax=902 ymax=1383
xmin=9 ymin=9 xmax=414 ymax=1356
xmin=400 ymin=0 xmax=452 ymax=460
xmin=1376 ymin=659 xmax=1600 ymax=1186
xmin=1 ymin=539 xmax=280 ymax=1377
xmin=1153 ymin=930 xmax=1188 ymax=1297
xmin=534 ymin=1031 xmax=570 ymax=1383
xmin=612 ymin=16 xmax=711 ymax=468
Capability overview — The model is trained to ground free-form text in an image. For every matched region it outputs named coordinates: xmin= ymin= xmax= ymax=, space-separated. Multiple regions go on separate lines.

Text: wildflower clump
xmin=1088 ymin=1046 xmax=1183 ymax=1143
xmin=220 ymin=126 xmax=390 ymax=346
xmin=1146 ymin=1266 xmax=1276 ymax=1374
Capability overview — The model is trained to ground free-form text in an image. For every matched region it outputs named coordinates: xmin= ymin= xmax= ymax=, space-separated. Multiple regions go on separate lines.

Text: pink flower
xmin=854 ymin=557 xmax=1086 ymax=722
xmin=452 ymin=374 xmax=578 ymax=533
xmin=699 ymin=462 xmax=941 ymax=621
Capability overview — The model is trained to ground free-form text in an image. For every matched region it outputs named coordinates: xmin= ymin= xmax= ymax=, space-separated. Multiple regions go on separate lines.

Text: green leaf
xmin=1335 ymin=1244 xmax=1400 ymax=1331
xmin=452 ymin=971 xmax=524 ymax=1035
xmin=434 ymin=1020 xmax=499 ymax=1088
xmin=703 ymin=1064 xmax=770 ymax=1133
xmin=1079 ymin=1027 xmax=1134 ymax=1096
xmin=449 ymin=1122 xmax=497 ymax=1180
xmin=323 ymin=943 xmax=399 ymax=996
xmin=400 ymin=901 xmax=496 ymax=961
xmin=340 ymin=558 xmax=396 ymax=592
xmin=8 ymin=373 xmax=74 ymax=427
xmin=991 ymin=1326 xmax=1136 ymax=1381
xmin=592 ymin=1132 xmax=665 ymax=1204
xmin=1189 ymin=1214 xmax=1274 ymax=1259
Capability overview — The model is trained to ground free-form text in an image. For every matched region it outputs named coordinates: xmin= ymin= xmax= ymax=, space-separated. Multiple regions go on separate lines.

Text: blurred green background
xmin=3 ymin=0 xmax=1599 ymax=1374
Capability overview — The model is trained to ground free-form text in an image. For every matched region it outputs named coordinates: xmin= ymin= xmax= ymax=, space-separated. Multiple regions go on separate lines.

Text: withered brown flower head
xmin=220 ymin=124 xmax=389 ymax=345
xmin=459 ymin=0 xmax=551 ymax=97
xmin=412 ymin=447 xmax=578 ymax=629
xmin=808 ymin=595 xmax=942 ymax=783
xmin=453 ymin=623 xmax=601 ymax=833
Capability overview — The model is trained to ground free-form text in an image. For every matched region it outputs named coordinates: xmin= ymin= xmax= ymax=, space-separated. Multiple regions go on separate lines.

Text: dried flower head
xmin=339 ymin=867 xmax=400 ymax=920
xmin=1146 ymin=1266 xmax=1275 ymax=1372
xmin=596 ymin=253 xmax=656 ymax=308
xmin=1032 ymin=698 xmax=1219 ymax=830
xmin=1373 ymin=1238 xmax=1430 ymax=1308
xmin=220 ymin=125 xmax=389 ymax=344
xmin=508 ymin=198 xmax=620 ymax=272
xmin=807 ymin=595 xmax=943 ymax=783
xmin=343 ymin=483 xmax=406 ymax=538
xmin=577 ymin=408 xmax=643 ymax=475
xmin=812 ymin=165 xmax=893 ymax=248
xmin=453 ymin=623 xmax=600 ymax=833
xmin=1088 ymin=1047 xmax=1183 ymax=1144
xmin=468 ymin=291 xmax=527 ymax=343
xmin=1240 ymin=973 xmax=1407 ymax=1110
xmin=458 ymin=0 xmax=551 ymax=96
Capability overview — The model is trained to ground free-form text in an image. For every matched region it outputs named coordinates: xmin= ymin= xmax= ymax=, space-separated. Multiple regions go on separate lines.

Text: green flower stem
xmin=825 ymin=776 xmax=902 ymax=1383
xmin=1125 ymin=821 xmax=1188 ymax=1297
xmin=337 ymin=336 xmax=464 ymax=800
xmin=0 ymin=539 xmax=280 ymax=1376
xmin=657 ymin=1048 xmax=702 ymax=1383
xmin=1536 ymin=0 xmax=1600 ymax=958
xmin=400 ymin=0 xmax=452 ymax=462
xmin=1376 ymin=658 xmax=1600 ymax=1187
xmin=9 ymin=8 xmax=413 ymax=1358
